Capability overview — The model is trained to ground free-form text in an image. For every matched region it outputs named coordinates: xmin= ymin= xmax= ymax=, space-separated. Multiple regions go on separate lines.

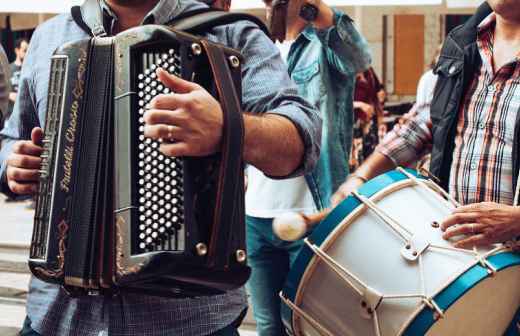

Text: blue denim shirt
xmin=287 ymin=10 xmax=371 ymax=209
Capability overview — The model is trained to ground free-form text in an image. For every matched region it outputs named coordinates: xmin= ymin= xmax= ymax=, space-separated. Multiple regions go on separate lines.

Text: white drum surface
xmin=293 ymin=180 xmax=520 ymax=336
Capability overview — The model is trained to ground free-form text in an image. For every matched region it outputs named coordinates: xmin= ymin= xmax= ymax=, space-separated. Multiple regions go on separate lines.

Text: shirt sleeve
xmin=224 ymin=20 xmax=322 ymax=178
xmin=0 ymin=35 xmax=40 ymax=196
xmin=316 ymin=9 xmax=372 ymax=76
xmin=376 ymin=103 xmax=433 ymax=166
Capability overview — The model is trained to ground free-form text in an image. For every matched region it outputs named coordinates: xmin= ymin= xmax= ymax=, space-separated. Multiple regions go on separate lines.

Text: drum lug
xmin=401 ymin=232 xmax=430 ymax=262
xmin=360 ymin=286 xmax=383 ymax=319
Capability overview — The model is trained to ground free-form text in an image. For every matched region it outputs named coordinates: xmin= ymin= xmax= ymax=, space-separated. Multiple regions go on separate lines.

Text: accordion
xmin=30 ymin=25 xmax=249 ymax=297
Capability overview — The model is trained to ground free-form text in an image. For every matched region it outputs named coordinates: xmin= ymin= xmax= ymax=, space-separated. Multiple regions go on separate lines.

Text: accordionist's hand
xmin=143 ymin=68 xmax=223 ymax=157
xmin=6 ymin=127 xmax=44 ymax=195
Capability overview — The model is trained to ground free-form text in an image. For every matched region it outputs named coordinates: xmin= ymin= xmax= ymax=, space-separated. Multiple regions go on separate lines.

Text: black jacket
xmin=429 ymin=2 xmax=520 ymax=196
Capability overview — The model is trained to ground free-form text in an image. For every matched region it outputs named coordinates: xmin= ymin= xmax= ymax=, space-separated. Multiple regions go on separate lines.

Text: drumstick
xmin=272 ymin=209 xmax=330 ymax=241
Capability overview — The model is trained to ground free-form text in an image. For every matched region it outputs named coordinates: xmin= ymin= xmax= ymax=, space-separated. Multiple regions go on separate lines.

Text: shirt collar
xmin=100 ymin=0 xmax=182 ymax=29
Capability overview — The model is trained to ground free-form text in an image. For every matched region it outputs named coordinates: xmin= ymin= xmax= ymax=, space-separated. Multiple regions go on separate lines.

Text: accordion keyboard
xmin=135 ymin=49 xmax=186 ymax=253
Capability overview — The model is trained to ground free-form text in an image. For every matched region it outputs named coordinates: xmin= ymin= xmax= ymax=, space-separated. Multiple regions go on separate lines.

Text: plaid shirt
xmin=378 ymin=13 xmax=520 ymax=206
xmin=0 ymin=1 xmax=322 ymax=335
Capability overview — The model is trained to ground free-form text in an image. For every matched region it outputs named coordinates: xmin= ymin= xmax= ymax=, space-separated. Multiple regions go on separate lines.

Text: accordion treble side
xmin=30 ymin=25 xmax=249 ymax=297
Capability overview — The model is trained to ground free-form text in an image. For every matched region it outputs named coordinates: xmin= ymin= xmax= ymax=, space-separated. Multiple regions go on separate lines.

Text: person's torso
xmin=23 ymin=2 xmax=249 ymax=335
xmin=429 ymin=9 xmax=520 ymax=205
xmin=286 ymin=29 xmax=357 ymax=208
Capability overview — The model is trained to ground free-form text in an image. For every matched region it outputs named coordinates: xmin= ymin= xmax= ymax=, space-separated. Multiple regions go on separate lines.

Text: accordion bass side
xmin=30 ymin=25 xmax=249 ymax=297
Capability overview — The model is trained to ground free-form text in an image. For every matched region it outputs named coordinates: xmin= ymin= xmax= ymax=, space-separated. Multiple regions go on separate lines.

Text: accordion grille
xmin=135 ymin=49 xmax=186 ymax=253
xmin=32 ymin=56 xmax=68 ymax=259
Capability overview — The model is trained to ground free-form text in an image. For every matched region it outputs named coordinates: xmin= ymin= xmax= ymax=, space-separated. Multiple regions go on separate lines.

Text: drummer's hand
xmin=441 ymin=202 xmax=520 ymax=248
xmin=330 ymin=175 xmax=365 ymax=208
xmin=144 ymin=68 xmax=223 ymax=157
xmin=6 ymin=127 xmax=44 ymax=195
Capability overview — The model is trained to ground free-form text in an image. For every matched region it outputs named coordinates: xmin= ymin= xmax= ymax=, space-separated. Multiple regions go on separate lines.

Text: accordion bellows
xmin=30 ymin=25 xmax=249 ymax=297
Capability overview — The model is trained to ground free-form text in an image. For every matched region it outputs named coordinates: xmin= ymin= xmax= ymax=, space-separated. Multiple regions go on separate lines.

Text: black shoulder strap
xmin=168 ymin=8 xmax=270 ymax=37
xmin=71 ymin=0 xmax=107 ymax=37
xmin=71 ymin=4 xmax=270 ymax=38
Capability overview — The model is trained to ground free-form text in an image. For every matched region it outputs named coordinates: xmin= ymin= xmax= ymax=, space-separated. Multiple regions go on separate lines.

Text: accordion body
xmin=30 ymin=25 xmax=248 ymax=297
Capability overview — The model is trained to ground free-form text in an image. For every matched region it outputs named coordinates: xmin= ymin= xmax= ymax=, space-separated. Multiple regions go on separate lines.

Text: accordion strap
xmin=200 ymin=40 xmax=245 ymax=268
xmin=71 ymin=0 xmax=107 ymax=37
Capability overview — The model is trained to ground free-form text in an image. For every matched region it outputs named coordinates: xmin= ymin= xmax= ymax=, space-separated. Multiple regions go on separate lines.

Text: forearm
xmin=243 ymin=113 xmax=304 ymax=177
xmin=353 ymin=151 xmax=396 ymax=181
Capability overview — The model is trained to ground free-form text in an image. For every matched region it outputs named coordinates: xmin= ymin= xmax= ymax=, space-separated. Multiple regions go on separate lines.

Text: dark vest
xmin=429 ymin=2 xmax=520 ymax=196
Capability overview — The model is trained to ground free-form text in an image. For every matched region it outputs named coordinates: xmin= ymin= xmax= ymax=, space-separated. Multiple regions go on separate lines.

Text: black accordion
xmin=30 ymin=25 xmax=249 ymax=297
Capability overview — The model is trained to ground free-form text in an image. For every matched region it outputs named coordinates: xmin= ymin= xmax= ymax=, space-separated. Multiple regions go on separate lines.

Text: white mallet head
xmin=273 ymin=212 xmax=308 ymax=242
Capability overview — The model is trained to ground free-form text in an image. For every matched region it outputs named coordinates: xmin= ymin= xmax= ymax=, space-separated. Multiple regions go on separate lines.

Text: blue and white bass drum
xmin=281 ymin=168 xmax=520 ymax=336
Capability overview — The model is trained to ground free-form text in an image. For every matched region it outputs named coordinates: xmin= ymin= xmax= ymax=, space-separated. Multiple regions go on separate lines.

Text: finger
xmin=7 ymin=153 xmax=42 ymax=169
xmin=453 ymin=234 xmax=489 ymax=249
xmin=440 ymin=212 xmax=479 ymax=231
xmin=157 ymin=68 xmax=199 ymax=94
xmin=159 ymin=142 xmax=191 ymax=158
xmin=442 ymin=223 xmax=483 ymax=240
xmin=31 ymin=127 xmax=44 ymax=146
xmin=143 ymin=108 xmax=187 ymax=126
xmin=148 ymin=93 xmax=193 ymax=111
xmin=452 ymin=203 xmax=484 ymax=213
xmin=8 ymin=180 xmax=38 ymax=195
xmin=12 ymin=140 xmax=43 ymax=156
xmin=6 ymin=166 xmax=40 ymax=183
xmin=144 ymin=124 xmax=184 ymax=141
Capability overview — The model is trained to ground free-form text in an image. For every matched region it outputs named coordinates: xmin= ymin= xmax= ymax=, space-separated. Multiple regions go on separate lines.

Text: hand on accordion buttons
xmin=143 ymin=68 xmax=224 ymax=157
xmin=6 ymin=127 xmax=44 ymax=195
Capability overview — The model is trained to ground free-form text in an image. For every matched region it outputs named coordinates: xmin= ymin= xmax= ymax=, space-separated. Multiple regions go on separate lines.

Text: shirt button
xmin=487 ymin=85 xmax=496 ymax=93
xmin=470 ymin=162 xmax=478 ymax=170
xmin=478 ymin=122 xmax=486 ymax=129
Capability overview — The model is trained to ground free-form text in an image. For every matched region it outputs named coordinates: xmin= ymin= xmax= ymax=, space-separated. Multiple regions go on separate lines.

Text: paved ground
xmin=0 ymin=195 xmax=258 ymax=335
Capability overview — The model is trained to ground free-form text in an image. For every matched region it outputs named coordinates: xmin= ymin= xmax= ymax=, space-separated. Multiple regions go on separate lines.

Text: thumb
xmin=31 ymin=127 xmax=44 ymax=146
xmin=156 ymin=68 xmax=199 ymax=94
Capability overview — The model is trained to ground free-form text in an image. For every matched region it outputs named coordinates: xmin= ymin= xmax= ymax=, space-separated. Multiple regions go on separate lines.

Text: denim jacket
xmin=288 ymin=9 xmax=371 ymax=209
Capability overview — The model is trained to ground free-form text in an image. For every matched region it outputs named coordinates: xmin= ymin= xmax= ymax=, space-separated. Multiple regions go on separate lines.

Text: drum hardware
xmin=279 ymin=292 xmax=335 ymax=336
xmin=351 ymin=191 xmax=412 ymax=241
xmin=418 ymin=167 xmax=441 ymax=184
xmin=397 ymin=167 xmax=461 ymax=208
xmin=304 ymin=238 xmax=365 ymax=296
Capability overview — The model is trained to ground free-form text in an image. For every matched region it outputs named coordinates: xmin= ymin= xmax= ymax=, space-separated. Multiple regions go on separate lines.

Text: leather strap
xmin=199 ymin=40 xmax=244 ymax=268
xmin=81 ymin=0 xmax=107 ymax=37
xmin=71 ymin=0 xmax=106 ymax=37
xmin=170 ymin=9 xmax=270 ymax=37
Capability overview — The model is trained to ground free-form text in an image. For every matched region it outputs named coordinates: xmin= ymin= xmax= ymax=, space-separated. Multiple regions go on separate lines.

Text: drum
xmin=281 ymin=168 xmax=520 ymax=336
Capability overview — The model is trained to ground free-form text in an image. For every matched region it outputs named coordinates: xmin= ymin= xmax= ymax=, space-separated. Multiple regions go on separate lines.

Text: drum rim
xmin=281 ymin=169 xmax=520 ymax=335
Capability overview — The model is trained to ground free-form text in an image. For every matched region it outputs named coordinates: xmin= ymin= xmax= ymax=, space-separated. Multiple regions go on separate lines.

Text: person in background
xmin=0 ymin=44 xmax=9 ymax=130
xmin=332 ymin=0 xmax=520 ymax=251
xmin=246 ymin=0 xmax=371 ymax=334
xmin=350 ymin=67 xmax=384 ymax=171
xmin=8 ymin=38 xmax=28 ymax=119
